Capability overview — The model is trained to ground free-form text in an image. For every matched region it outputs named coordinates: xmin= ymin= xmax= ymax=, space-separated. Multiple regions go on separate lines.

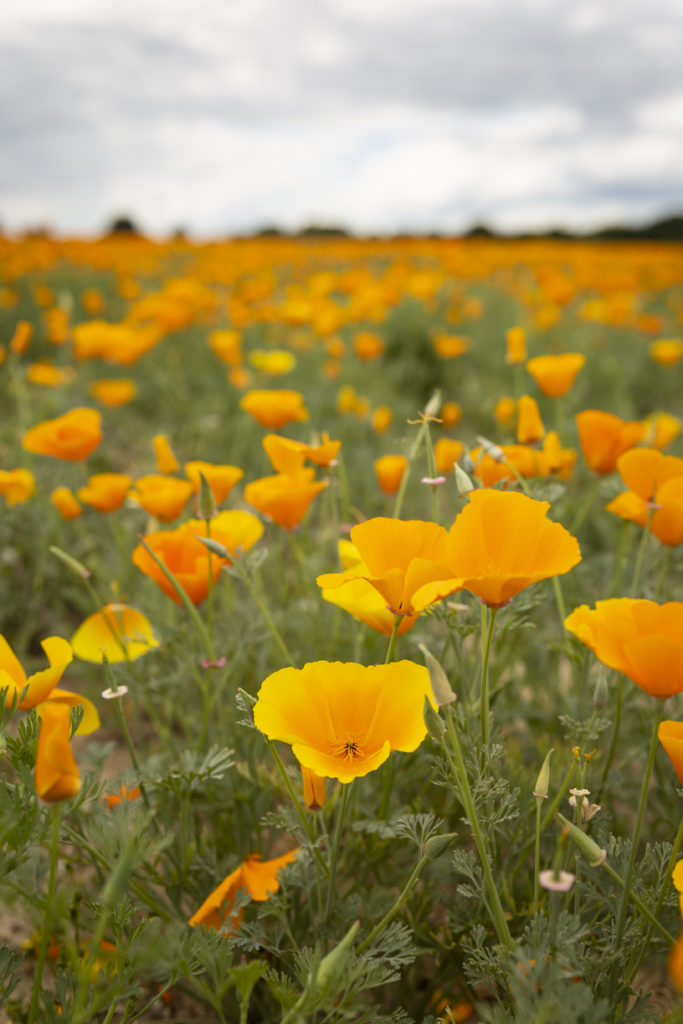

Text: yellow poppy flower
xmin=34 ymin=703 xmax=81 ymax=803
xmin=190 ymin=849 xmax=298 ymax=933
xmin=71 ymin=604 xmax=159 ymax=663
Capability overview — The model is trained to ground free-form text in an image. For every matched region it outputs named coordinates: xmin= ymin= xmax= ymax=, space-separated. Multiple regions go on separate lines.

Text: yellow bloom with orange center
xmin=434 ymin=438 xmax=465 ymax=475
xmin=254 ymin=661 xmax=434 ymax=782
xmin=71 ymin=604 xmax=159 ymax=663
xmin=185 ymin=461 xmax=244 ymax=506
xmin=0 ymin=634 xmax=99 ymax=734
xmin=26 ymin=361 xmax=76 ymax=387
xmin=650 ymin=338 xmax=683 ymax=367
xmin=505 ymin=326 xmax=526 ymax=364
xmin=190 ymin=849 xmax=298 ymax=933
xmin=34 ymin=703 xmax=81 ymax=803
xmin=317 ymin=518 xmax=460 ymax=617
xmin=244 ymin=469 xmax=327 ymax=530
xmin=153 ymin=434 xmax=179 ymax=474
xmin=438 ymin=489 xmax=581 ymax=608
xmin=51 ymin=487 xmax=83 ymax=519
xmin=129 ymin=475 xmax=193 ymax=521
xmin=658 ymin=722 xmax=683 ymax=784
xmin=374 ymin=455 xmax=408 ymax=496
xmin=433 ymin=334 xmax=469 ymax=358
xmin=319 ymin=540 xmax=419 ymax=636
xmin=240 ymin=389 xmax=309 ymax=429
xmin=525 ymin=353 xmax=585 ymax=397
xmin=565 ymin=599 xmax=683 ymax=699
xmin=516 ymin=395 xmax=545 ymax=444
xmin=0 ymin=469 xmax=36 ymax=507
xmin=77 ymin=473 xmax=132 ymax=513
xmin=353 ymin=331 xmax=384 ymax=361
xmin=575 ymin=410 xmax=644 ymax=475
xmin=88 ymin=379 xmax=137 ymax=407
xmin=23 ymin=408 xmax=102 ymax=462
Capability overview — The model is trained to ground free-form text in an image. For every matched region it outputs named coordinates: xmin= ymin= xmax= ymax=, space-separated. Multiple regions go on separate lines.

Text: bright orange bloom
xmin=88 ymin=379 xmax=137 ymax=407
xmin=301 ymin=766 xmax=327 ymax=809
xmin=51 ymin=486 xmax=83 ymax=519
xmin=353 ymin=331 xmax=384 ymax=361
xmin=0 ymin=634 xmax=99 ymax=733
xmin=82 ymin=288 xmax=105 ymax=315
xmin=10 ymin=320 xmax=32 ymax=355
xmin=189 ymin=849 xmax=298 ymax=933
xmin=441 ymin=401 xmax=462 ymax=428
xmin=469 ymin=439 xmax=576 ymax=487
xmin=575 ymin=410 xmax=644 ymax=475
xmin=71 ymin=604 xmax=159 ymax=663
xmin=506 ymin=326 xmax=526 ymax=364
xmin=494 ymin=396 xmax=517 ymax=427
xmin=46 ymin=307 xmax=69 ymax=345
xmin=658 ymin=721 xmax=683 ymax=784
xmin=132 ymin=510 xmax=263 ymax=604
xmin=77 ymin=473 xmax=132 ymax=513
xmin=254 ymin=661 xmax=434 ymax=782
xmin=517 ymin=395 xmax=545 ymax=444
xmin=525 ymin=353 xmax=585 ymax=397
xmin=244 ymin=469 xmax=327 ymax=529
xmin=565 ymin=599 xmax=683 ymax=698
xmin=228 ymin=366 xmax=252 ymax=389
xmin=650 ymin=338 xmax=683 ymax=367
xmin=240 ymin=389 xmax=308 ymax=429
xmin=153 ymin=434 xmax=179 ymax=474
xmin=208 ymin=329 xmax=243 ymax=366
xmin=374 ymin=455 xmax=408 ymax=496
xmin=102 ymin=785 xmax=141 ymax=811
xmin=26 ymin=362 xmax=75 ymax=387
xmin=440 ymin=489 xmax=581 ymax=608
xmin=0 ymin=469 xmax=35 ymax=507
xmin=606 ymin=448 xmax=683 ymax=547
xmin=185 ymin=461 xmax=244 ymax=506
xmin=372 ymin=406 xmax=393 ymax=433
xmin=319 ymin=540 xmax=419 ymax=635
xmin=669 ymin=931 xmax=683 ymax=992
xmin=22 ymin=408 xmax=102 ymax=462
xmin=262 ymin=433 xmax=340 ymax=474
xmin=434 ymin=438 xmax=465 ymax=475
xmin=34 ymin=703 xmax=81 ymax=803
xmin=434 ymin=334 xmax=468 ymax=358
xmin=128 ymin=475 xmax=193 ymax=521
xmin=643 ymin=412 xmax=681 ymax=450
xmin=317 ymin=518 xmax=460 ymax=617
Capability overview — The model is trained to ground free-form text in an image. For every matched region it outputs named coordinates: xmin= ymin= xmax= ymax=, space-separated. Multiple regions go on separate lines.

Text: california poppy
xmin=262 ymin=433 xmax=340 ymax=475
xmin=71 ymin=604 xmax=159 ymax=663
xmin=319 ymin=540 xmax=419 ymax=635
xmin=505 ymin=327 xmax=526 ymax=364
xmin=658 ymin=721 xmax=683 ymax=783
xmin=153 ymin=434 xmax=179 ymax=475
xmin=51 ymin=487 xmax=83 ymax=520
xmin=353 ymin=331 xmax=384 ymax=361
xmin=190 ymin=849 xmax=298 ymax=933
xmin=77 ymin=473 xmax=132 ymax=513
xmin=575 ymin=410 xmax=643 ymax=475
xmin=565 ymin=599 xmax=683 ymax=698
xmin=26 ymin=362 xmax=75 ymax=387
xmin=526 ymin=353 xmax=585 ymax=397
xmin=253 ymin=660 xmax=433 ymax=782
xmin=0 ymin=469 xmax=35 ymax=507
xmin=88 ymin=379 xmax=137 ymax=407
xmin=22 ymin=408 xmax=102 ymax=462
xmin=434 ymin=334 xmax=468 ymax=359
xmin=441 ymin=402 xmax=462 ymax=428
xmin=244 ymin=469 xmax=327 ymax=530
xmin=494 ymin=396 xmax=517 ymax=428
xmin=650 ymin=339 xmax=683 ymax=367
xmin=128 ymin=475 xmax=193 ymax=521
xmin=374 ymin=455 xmax=408 ymax=496
xmin=434 ymin=439 xmax=465 ymax=475
xmin=34 ymin=703 xmax=81 ymax=803
xmin=185 ymin=461 xmax=244 ymax=506
xmin=606 ymin=448 xmax=683 ymax=547
xmin=517 ymin=395 xmax=545 ymax=444
xmin=240 ymin=389 xmax=308 ymax=429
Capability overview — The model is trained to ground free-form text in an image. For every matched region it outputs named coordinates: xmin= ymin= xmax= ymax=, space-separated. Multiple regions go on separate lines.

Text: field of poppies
xmin=1 ymin=231 xmax=683 ymax=1023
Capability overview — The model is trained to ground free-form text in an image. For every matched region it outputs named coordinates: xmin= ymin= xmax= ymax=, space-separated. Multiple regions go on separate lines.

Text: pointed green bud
xmin=476 ymin=435 xmax=504 ymax=462
xmin=196 ymin=535 xmax=231 ymax=559
xmin=418 ymin=644 xmax=456 ymax=707
xmin=315 ymin=920 xmax=360 ymax=991
xmin=49 ymin=545 xmax=91 ymax=580
xmin=197 ymin=472 xmax=217 ymax=520
xmin=592 ymin=671 xmax=608 ymax=708
xmin=423 ymin=695 xmax=446 ymax=742
xmin=533 ymin=749 xmax=553 ymax=801
xmin=424 ymin=390 xmax=442 ymax=419
xmin=556 ymin=813 xmax=607 ymax=867
xmin=453 ymin=462 xmax=474 ymax=496
xmin=424 ymin=832 xmax=457 ymax=860
xmin=461 ymin=451 xmax=476 ymax=476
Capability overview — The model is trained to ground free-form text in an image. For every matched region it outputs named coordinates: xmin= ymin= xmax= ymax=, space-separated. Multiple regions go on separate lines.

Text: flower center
xmin=333 ymin=735 xmax=364 ymax=761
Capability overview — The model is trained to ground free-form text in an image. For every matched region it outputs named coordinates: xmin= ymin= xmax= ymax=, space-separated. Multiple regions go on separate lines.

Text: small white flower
xmin=539 ymin=869 xmax=575 ymax=892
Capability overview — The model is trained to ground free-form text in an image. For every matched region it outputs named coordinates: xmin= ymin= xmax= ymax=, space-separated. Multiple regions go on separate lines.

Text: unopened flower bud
xmin=423 ymin=696 xmax=446 ymax=742
xmin=453 ymin=462 xmax=474 ymax=496
xmin=556 ymin=813 xmax=607 ymax=867
xmin=419 ymin=644 xmax=456 ymax=707
xmin=592 ymin=671 xmax=608 ymax=708
xmin=196 ymin=535 xmax=231 ymax=559
xmin=476 ymin=435 xmax=505 ymax=462
xmin=49 ymin=545 xmax=91 ymax=580
xmin=461 ymin=451 xmax=476 ymax=476
xmin=424 ymin=390 xmax=442 ymax=419
xmin=315 ymin=920 xmax=360 ymax=991
xmin=424 ymin=832 xmax=457 ymax=860
xmin=196 ymin=472 xmax=217 ymax=520
xmin=533 ymin=749 xmax=553 ymax=801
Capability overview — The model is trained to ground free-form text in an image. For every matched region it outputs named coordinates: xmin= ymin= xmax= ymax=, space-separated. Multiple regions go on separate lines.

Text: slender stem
xmin=230 ymin=559 xmax=294 ymax=667
xmin=325 ymin=782 xmax=351 ymax=921
xmin=569 ymin=476 xmax=602 ymax=535
xmin=596 ymin=676 xmax=621 ymax=805
xmin=27 ymin=805 xmax=60 ymax=1024
xmin=356 ymin=853 xmax=430 ymax=954
xmin=602 ymin=862 xmax=676 ymax=945
xmin=630 ymin=508 xmax=653 ymax=597
xmin=627 ymin=810 xmax=683 ymax=981
xmin=443 ymin=707 xmax=514 ymax=949
xmin=509 ymin=757 xmax=576 ymax=884
xmin=384 ymin=615 xmax=401 ymax=664
xmin=480 ymin=606 xmax=498 ymax=752
xmin=552 ymin=576 xmax=566 ymax=627
xmin=206 ymin=519 xmax=215 ymax=644
xmin=533 ymin=798 xmax=542 ymax=916
xmin=139 ymin=538 xmax=216 ymax=660
xmin=609 ymin=705 xmax=663 ymax=997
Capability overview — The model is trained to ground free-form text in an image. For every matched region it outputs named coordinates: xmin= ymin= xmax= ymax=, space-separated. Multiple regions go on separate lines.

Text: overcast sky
xmin=1 ymin=0 xmax=682 ymax=237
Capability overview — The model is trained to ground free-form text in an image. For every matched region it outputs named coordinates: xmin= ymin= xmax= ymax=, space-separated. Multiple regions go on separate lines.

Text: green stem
xmin=602 ymin=862 xmax=676 ymax=945
xmin=443 ymin=707 xmax=514 ymax=949
xmin=552 ymin=576 xmax=566 ymax=627
xmin=27 ymin=805 xmax=60 ymax=1024
xmin=480 ymin=606 xmax=498 ymax=752
xmin=139 ymin=538 xmax=216 ymax=660
xmin=630 ymin=508 xmax=653 ymax=597
xmin=356 ymin=853 xmax=430 ymax=954
xmin=596 ymin=676 xmax=621 ymax=805
xmin=569 ymin=476 xmax=602 ymax=535
xmin=627 ymin=810 xmax=683 ymax=981
xmin=230 ymin=559 xmax=294 ymax=667
xmin=384 ymin=615 xmax=401 ymax=664
xmin=509 ymin=757 xmax=577 ymax=884
xmin=533 ymin=798 xmax=542 ymax=916
xmin=325 ymin=782 xmax=351 ymax=921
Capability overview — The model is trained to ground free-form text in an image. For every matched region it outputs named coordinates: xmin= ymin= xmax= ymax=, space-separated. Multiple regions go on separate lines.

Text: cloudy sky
xmin=1 ymin=0 xmax=682 ymax=237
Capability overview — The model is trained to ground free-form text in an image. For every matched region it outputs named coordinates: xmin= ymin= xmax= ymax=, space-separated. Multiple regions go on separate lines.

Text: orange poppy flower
xmin=71 ymin=604 xmax=159 ymax=663
xmin=440 ymin=489 xmax=581 ymax=608
xmin=494 ymin=396 xmax=517 ymax=428
xmin=374 ymin=455 xmax=408 ymax=496
xmin=26 ymin=362 xmax=75 ymax=387
xmin=185 ymin=461 xmax=244 ymax=507
xmin=102 ymin=785 xmax=141 ymax=811
xmin=650 ymin=339 xmax=683 ymax=367
xmin=51 ymin=487 xmax=83 ymax=520
xmin=606 ymin=448 xmax=683 ymax=547
xmin=88 ymin=379 xmax=137 ymax=407
xmin=525 ymin=353 xmax=585 ymax=397
xmin=643 ymin=412 xmax=681 ymax=450
xmin=517 ymin=395 xmax=545 ymax=444
xmin=77 ymin=473 xmax=132 ymax=513
xmin=669 ymin=931 xmax=683 ymax=992
xmin=253 ymin=660 xmax=434 ymax=782
xmin=319 ymin=540 xmax=419 ymax=635
xmin=434 ymin=334 xmax=468 ymax=359
xmin=128 ymin=475 xmax=194 ymax=521
xmin=244 ymin=469 xmax=327 ymax=530
xmin=208 ymin=329 xmax=243 ymax=366
xmin=249 ymin=349 xmax=296 ymax=375
xmin=10 ymin=320 xmax=32 ymax=355
xmin=469 ymin=444 xmax=541 ymax=487
xmin=262 ymin=433 xmax=340 ymax=474
xmin=658 ymin=721 xmax=683 ymax=784
xmin=239 ymin=389 xmax=308 ymax=429
xmin=153 ymin=434 xmax=179 ymax=474
xmin=0 ymin=634 xmax=99 ymax=734
xmin=22 ymin=407 xmax=102 ymax=462
xmin=189 ymin=849 xmax=298 ymax=933
xmin=441 ymin=401 xmax=462 ymax=428
xmin=301 ymin=766 xmax=327 ymax=809
xmin=34 ymin=703 xmax=81 ymax=803
xmin=505 ymin=326 xmax=526 ymax=364
xmin=0 ymin=469 xmax=35 ymax=507
xmin=575 ymin=410 xmax=644 ymax=475
xmin=434 ymin=438 xmax=465 ymax=475
xmin=372 ymin=406 xmax=393 ymax=433
xmin=133 ymin=510 xmax=262 ymax=604
xmin=353 ymin=331 xmax=384 ymax=361
xmin=317 ymin=518 xmax=460 ymax=617
xmin=564 ymin=599 xmax=683 ymax=698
